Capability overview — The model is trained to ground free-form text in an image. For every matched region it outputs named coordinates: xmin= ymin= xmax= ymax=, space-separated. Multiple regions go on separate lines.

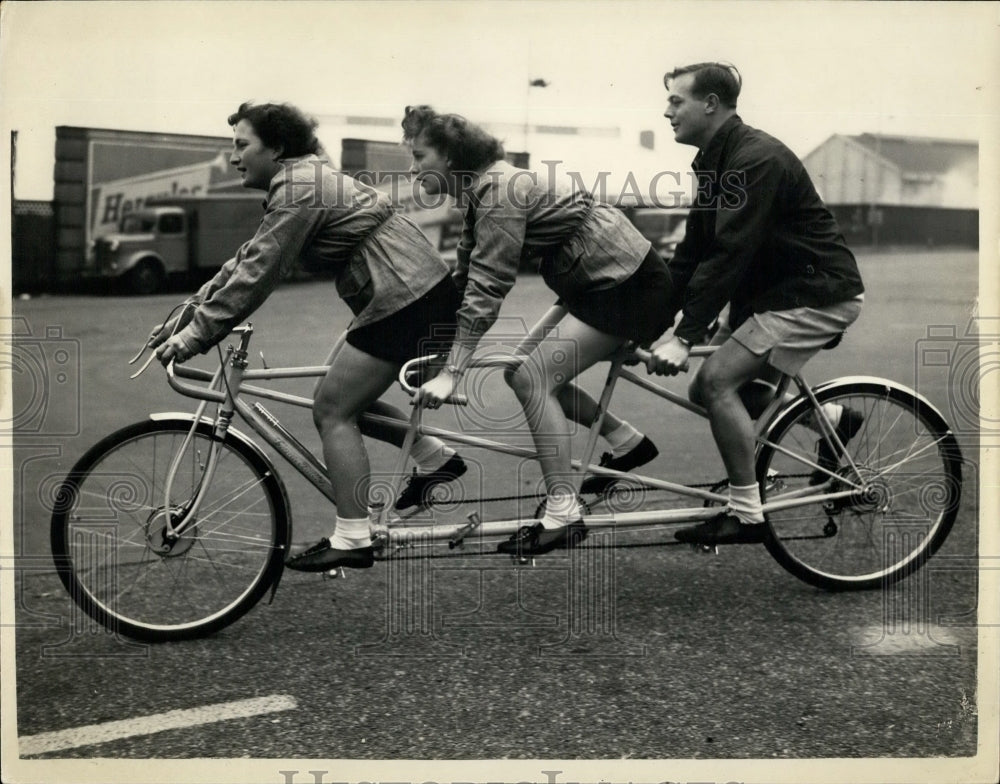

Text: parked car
xmin=622 ymin=206 xmax=688 ymax=260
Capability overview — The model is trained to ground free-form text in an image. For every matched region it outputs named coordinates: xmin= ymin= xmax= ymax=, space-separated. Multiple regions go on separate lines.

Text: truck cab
xmin=91 ymin=206 xmax=187 ymax=294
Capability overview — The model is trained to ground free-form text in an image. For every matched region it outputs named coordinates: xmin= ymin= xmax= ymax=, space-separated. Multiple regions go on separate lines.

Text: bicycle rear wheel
xmin=756 ymin=380 xmax=962 ymax=591
xmin=51 ymin=417 xmax=290 ymax=641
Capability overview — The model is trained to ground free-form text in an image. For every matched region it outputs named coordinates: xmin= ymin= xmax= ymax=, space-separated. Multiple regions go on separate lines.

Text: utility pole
xmin=525 ymin=78 xmax=549 ymax=155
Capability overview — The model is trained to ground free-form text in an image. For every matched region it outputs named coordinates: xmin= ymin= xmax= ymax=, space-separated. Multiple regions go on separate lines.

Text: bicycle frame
xmin=158 ymin=325 xmax=861 ymax=548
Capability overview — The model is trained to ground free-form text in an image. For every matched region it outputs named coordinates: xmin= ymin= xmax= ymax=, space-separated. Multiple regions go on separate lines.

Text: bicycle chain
xmin=435 ymin=479 xmax=727 ymax=508
xmin=420 ymin=474 xmax=814 ymax=509
xmin=375 ymin=473 xmax=825 ymax=561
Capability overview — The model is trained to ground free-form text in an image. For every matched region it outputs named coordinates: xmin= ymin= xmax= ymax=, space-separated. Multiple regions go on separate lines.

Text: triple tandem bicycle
xmin=50 ymin=324 xmax=963 ymax=642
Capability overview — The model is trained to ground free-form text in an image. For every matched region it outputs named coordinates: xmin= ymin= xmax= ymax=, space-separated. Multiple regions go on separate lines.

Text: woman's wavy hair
xmin=228 ymin=101 xmax=320 ymax=158
xmin=401 ymin=105 xmax=505 ymax=171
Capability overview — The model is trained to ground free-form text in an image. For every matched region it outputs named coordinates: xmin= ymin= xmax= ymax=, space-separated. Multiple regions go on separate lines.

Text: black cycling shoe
xmin=394 ymin=454 xmax=468 ymax=510
xmin=496 ymin=519 xmax=588 ymax=557
xmin=674 ymin=512 xmax=766 ymax=545
xmin=580 ymin=436 xmax=659 ymax=494
xmin=810 ymin=407 xmax=864 ymax=485
xmin=285 ymin=539 xmax=374 ymax=572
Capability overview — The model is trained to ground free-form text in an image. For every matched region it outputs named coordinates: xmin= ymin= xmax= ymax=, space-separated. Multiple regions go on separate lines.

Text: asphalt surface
xmin=6 ymin=250 xmax=994 ymax=782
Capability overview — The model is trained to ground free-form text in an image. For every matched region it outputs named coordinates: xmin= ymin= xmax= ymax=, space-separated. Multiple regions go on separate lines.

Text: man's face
xmin=230 ymin=119 xmax=282 ymax=191
xmin=664 ymin=72 xmax=714 ymax=149
xmin=408 ymin=133 xmax=451 ymax=196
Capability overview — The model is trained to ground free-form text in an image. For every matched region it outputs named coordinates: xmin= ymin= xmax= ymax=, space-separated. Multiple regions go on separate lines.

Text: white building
xmin=802 ymin=133 xmax=978 ymax=209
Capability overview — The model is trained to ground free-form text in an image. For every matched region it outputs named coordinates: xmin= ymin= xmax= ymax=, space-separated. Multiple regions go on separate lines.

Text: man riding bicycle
xmin=646 ymin=62 xmax=865 ymax=546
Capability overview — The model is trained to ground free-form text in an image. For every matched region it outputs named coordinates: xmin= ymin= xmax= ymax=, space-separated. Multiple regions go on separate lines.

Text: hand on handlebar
xmin=155 ymin=335 xmax=195 ymax=367
xmin=413 ymin=370 xmax=457 ymax=410
xmin=646 ymin=337 xmax=691 ymax=376
xmin=147 ymin=303 xmax=196 ymax=350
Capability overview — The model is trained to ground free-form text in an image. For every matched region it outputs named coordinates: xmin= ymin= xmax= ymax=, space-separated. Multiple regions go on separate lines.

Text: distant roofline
xmin=55 ymin=125 xmax=231 ymax=144
xmin=850 ymin=132 xmax=978 ymax=148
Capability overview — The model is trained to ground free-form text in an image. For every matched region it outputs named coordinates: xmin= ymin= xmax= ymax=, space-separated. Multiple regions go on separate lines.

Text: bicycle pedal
xmin=323 ymin=566 xmax=346 ymax=580
xmin=393 ymin=504 xmax=432 ymax=521
xmin=512 ymin=555 xmax=535 ymax=567
xmin=690 ymin=543 xmax=718 ymax=555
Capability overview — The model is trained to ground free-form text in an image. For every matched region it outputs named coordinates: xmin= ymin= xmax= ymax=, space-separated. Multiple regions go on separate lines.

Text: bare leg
xmin=690 ymin=322 xmax=785 ymax=419
xmin=507 ymin=313 xmax=624 ymax=493
xmin=313 ymin=341 xmax=400 ymax=518
xmin=690 ymin=338 xmax=772 ymax=486
xmin=508 ymin=303 xmax=626 ymax=435
xmin=314 ymin=334 xmax=414 ymax=448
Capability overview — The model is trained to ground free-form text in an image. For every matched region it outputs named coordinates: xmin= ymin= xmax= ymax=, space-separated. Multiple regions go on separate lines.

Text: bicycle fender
xmin=760 ymin=377 xmax=957 ymax=452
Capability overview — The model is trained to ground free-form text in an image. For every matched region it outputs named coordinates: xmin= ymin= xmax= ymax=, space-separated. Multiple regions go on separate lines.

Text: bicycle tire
xmin=50 ymin=417 xmax=291 ymax=641
xmin=756 ymin=379 xmax=962 ymax=591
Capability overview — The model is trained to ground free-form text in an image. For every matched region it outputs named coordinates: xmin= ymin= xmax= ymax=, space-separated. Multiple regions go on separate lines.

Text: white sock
xmin=809 ymin=403 xmax=843 ymax=435
xmin=409 ymin=436 xmax=456 ymax=473
xmin=606 ymin=421 xmax=643 ymax=457
xmin=539 ymin=493 xmax=581 ymax=530
xmin=727 ymin=482 xmax=764 ymax=524
xmin=328 ymin=515 xmax=371 ymax=550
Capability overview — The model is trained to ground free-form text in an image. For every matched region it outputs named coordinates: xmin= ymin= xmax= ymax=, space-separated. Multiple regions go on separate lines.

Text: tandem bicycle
xmin=50 ymin=323 xmax=963 ymax=642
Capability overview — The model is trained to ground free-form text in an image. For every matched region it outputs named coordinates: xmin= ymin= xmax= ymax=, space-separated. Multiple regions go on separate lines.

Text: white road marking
xmin=19 ymin=694 xmax=297 ymax=756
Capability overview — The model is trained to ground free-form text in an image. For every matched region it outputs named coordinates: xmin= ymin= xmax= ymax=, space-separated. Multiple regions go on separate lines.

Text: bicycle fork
xmin=162 ymin=334 xmax=252 ymax=542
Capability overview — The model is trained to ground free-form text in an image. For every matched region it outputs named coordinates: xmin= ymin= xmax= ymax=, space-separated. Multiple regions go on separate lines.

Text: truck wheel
xmin=128 ymin=259 xmax=165 ymax=295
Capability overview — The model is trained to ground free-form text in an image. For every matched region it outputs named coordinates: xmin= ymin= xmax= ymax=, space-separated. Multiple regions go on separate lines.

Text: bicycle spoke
xmin=758 ymin=384 xmax=960 ymax=590
xmin=53 ymin=421 xmax=285 ymax=638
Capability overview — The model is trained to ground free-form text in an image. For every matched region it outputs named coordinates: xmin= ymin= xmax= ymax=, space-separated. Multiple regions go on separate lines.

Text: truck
xmin=89 ymin=194 xmax=263 ymax=295
xmin=53 ymin=125 xmax=240 ymax=288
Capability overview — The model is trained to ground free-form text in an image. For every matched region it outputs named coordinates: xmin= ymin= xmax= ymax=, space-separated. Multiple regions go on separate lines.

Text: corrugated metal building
xmin=803 ymin=134 xmax=978 ymax=247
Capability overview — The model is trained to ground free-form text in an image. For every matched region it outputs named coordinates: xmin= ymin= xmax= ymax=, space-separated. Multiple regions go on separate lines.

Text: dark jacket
xmin=668 ymin=116 xmax=864 ymax=344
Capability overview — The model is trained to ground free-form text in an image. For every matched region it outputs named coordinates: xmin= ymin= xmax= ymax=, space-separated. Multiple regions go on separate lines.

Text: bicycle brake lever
xmin=129 ymin=349 xmax=158 ymax=379
xmin=128 ymin=343 xmax=150 ymax=365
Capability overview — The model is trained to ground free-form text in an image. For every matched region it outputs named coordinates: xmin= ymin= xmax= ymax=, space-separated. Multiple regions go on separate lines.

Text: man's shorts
xmin=730 ymin=295 xmax=864 ymax=375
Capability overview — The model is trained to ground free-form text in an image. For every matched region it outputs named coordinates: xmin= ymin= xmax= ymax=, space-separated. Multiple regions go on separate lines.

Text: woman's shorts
xmin=560 ymin=248 xmax=675 ymax=344
xmin=346 ymin=276 xmax=461 ymax=365
xmin=731 ymin=294 xmax=864 ymax=375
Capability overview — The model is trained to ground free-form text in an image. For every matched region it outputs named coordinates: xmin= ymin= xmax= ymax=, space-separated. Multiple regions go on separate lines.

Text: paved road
xmin=6 ymin=251 xmax=992 ymax=781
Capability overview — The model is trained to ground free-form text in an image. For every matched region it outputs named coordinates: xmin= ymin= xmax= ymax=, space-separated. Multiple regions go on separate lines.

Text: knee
xmin=505 ymin=363 xmax=539 ymax=402
xmin=693 ymin=365 xmax=733 ymax=406
xmin=311 ymin=397 xmax=330 ymax=432
xmin=312 ymin=393 xmax=344 ymax=432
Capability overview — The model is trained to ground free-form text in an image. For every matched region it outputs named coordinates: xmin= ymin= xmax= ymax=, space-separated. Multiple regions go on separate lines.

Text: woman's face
xmin=408 ymin=134 xmax=452 ymax=196
xmin=230 ymin=119 xmax=283 ymax=191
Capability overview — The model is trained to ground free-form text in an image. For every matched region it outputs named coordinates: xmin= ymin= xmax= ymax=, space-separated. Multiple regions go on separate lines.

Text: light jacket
xmin=175 ymin=154 xmax=450 ymax=355
xmin=452 ymin=160 xmax=652 ymax=342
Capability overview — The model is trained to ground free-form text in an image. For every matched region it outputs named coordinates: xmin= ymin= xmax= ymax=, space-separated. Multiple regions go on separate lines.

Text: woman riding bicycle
xmin=402 ymin=105 xmax=676 ymax=556
xmin=149 ymin=101 xmax=466 ymax=572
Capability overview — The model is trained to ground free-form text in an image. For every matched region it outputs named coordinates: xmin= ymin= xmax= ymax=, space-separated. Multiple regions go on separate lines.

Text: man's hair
xmin=664 ymin=62 xmax=742 ymax=109
xmin=401 ymin=105 xmax=505 ymax=172
xmin=228 ymin=101 xmax=320 ymax=158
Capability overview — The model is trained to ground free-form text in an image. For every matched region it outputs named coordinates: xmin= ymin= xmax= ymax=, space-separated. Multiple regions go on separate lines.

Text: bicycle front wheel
xmin=51 ymin=418 xmax=290 ymax=641
xmin=756 ymin=380 xmax=962 ymax=591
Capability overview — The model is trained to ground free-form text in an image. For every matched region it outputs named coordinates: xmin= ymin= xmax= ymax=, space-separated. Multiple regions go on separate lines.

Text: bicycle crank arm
xmin=449 ymin=512 xmax=482 ymax=549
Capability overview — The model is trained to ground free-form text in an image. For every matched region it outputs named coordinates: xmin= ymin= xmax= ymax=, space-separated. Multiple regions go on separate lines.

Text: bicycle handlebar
xmin=397 ymin=343 xmax=714 ymax=404
xmin=397 ymin=355 xmax=469 ymax=406
xmin=166 ymin=360 xmax=227 ymax=402
xmin=629 ymin=343 xmax=716 ymax=372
